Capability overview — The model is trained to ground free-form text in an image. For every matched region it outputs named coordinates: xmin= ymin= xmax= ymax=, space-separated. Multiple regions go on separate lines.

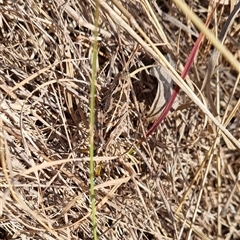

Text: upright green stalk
xmin=89 ymin=1 xmax=99 ymax=239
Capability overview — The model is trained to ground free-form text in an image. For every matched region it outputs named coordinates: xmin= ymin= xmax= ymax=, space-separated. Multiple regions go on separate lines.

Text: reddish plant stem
xmin=146 ymin=2 xmax=220 ymax=138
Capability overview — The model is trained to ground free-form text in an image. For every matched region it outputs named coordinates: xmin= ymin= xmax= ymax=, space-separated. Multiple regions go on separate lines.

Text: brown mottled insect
xmin=94 ymin=162 xmax=103 ymax=182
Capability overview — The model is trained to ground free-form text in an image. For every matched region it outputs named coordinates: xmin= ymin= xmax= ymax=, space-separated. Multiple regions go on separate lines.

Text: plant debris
xmin=0 ymin=0 xmax=239 ymax=239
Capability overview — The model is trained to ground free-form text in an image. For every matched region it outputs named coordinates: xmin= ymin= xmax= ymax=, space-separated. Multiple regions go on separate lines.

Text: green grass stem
xmin=89 ymin=1 xmax=100 ymax=239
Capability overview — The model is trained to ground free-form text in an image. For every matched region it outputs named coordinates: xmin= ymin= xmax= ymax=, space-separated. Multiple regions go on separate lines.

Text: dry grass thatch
xmin=0 ymin=0 xmax=240 ymax=239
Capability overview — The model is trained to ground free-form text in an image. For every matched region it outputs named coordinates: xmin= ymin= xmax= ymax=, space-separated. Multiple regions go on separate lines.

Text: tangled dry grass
xmin=0 ymin=0 xmax=240 ymax=239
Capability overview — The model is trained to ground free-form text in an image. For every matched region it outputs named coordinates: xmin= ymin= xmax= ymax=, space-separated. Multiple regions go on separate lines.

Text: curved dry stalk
xmin=1 ymin=1 xmax=239 ymax=239
xmin=201 ymin=1 xmax=240 ymax=116
xmin=55 ymin=0 xmax=111 ymax=38
xmin=100 ymin=0 xmax=240 ymax=149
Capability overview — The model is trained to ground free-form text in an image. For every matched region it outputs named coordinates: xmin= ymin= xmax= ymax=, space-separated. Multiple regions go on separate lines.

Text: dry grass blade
xmin=0 ymin=119 xmax=61 ymax=239
xmin=0 ymin=0 xmax=239 ymax=239
xmin=201 ymin=1 xmax=240 ymax=116
xmin=101 ymin=0 xmax=240 ymax=149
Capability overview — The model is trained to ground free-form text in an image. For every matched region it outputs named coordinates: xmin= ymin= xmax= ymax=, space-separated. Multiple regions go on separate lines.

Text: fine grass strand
xmin=100 ymin=0 xmax=240 ymax=149
xmin=1 ymin=1 xmax=239 ymax=239
xmin=89 ymin=1 xmax=100 ymax=239
xmin=172 ymin=0 xmax=240 ymax=74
